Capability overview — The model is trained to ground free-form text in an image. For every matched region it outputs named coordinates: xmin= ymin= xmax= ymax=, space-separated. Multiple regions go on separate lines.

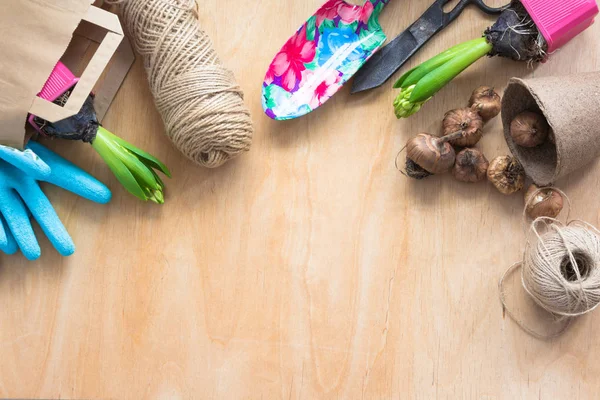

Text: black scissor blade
xmin=351 ymin=29 xmax=421 ymax=94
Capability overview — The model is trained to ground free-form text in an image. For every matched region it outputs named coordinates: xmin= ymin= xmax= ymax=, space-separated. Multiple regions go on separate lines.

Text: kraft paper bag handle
xmin=28 ymin=6 xmax=124 ymax=123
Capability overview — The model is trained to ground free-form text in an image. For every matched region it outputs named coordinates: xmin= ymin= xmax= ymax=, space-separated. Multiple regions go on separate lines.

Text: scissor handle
xmin=444 ymin=0 xmax=509 ymax=25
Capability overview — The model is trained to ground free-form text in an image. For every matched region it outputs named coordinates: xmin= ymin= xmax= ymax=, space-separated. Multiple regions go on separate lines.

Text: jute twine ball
xmin=500 ymin=189 xmax=600 ymax=339
xmin=522 ymin=221 xmax=600 ymax=317
xmin=107 ymin=0 xmax=253 ymax=168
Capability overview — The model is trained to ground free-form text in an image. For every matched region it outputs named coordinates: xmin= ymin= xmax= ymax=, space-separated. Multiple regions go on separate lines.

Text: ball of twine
xmin=107 ymin=0 xmax=253 ymax=168
xmin=500 ymin=188 xmax=600 ymax=339
xmin=522 ymin=221 xmax=600 ymax=317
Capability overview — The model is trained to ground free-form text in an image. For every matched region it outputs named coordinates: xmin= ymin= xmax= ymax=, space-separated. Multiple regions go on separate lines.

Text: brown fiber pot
xmin=502 ymin=72 xmax=600 ymax=185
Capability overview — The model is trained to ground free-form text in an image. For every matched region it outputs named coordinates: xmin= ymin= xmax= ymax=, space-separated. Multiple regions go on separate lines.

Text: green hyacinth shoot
xmin=92 ymin=127 xmax=171 ymax=204
xmin=393 ymin=38 xmax=493 ymax=119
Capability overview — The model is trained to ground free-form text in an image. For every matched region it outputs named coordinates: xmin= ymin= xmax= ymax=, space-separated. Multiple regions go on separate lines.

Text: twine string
xmin=500 ymin=189 xmax=600 ymax=339
xmin=107 ymin=0 xmax=253 ymax=168
xmin=498 ymin=262 xmax=571 ymax=340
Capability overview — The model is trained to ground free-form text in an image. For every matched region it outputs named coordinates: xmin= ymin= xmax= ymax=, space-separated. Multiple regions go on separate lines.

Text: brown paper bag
xmin=0 ymin=0 xmax=124 ymax=149
xmin=502 ymin=73 xmax=600 ymax=185
xmin=64 ymin=20 xmax=135 ymax=122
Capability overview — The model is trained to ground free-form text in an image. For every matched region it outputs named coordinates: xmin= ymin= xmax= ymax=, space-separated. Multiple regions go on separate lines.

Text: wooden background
xmin=1 ymin=0 xmax=600 ymax=398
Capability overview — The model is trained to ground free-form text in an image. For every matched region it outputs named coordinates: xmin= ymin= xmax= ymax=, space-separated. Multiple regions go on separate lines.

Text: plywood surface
xmin=1 ymin=0 xmax=600 ymax=398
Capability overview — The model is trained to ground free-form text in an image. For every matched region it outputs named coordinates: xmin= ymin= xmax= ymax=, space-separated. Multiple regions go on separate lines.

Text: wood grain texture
xmin=1 ymin=0 xmax=600 ymax=398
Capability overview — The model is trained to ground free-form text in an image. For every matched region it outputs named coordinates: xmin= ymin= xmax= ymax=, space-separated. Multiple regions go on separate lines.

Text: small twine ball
xmin=107 ymin=0 xmax=253 ymax=168
xmin=522 ymin=221 xmax=600 ymax=317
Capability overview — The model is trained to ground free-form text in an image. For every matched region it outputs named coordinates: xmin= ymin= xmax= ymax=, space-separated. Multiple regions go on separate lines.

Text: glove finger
xmin=0 ymin=215 xmax=18 ymax=255
xmin=27 ymin=141 xmax=112 ymax=204
xmin=0 ymin=212 xmax=7 ymax=247
xmin=17 ymin=181 xmax=75 ymax=257
xmin=0 ymin=144 xmax=51 ymax=180
xmin=0 ymin=189 xmax=40 ymax=260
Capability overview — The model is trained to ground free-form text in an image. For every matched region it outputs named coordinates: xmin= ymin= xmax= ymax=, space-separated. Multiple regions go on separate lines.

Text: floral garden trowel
xmin=262 ymin=0 xmax=390 ymax=120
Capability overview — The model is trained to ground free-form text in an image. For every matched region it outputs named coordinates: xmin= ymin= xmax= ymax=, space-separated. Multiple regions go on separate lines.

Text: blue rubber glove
xmin=0 ymin=141 xmax=111 ymax=260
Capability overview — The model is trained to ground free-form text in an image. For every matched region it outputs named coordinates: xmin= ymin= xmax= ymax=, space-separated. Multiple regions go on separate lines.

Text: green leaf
xmin=342 ymin=21 xmax=359 ymax=33
xmin=92 ymin=135 xmax=148 ymax=201
xmin=359 ymin=27 xmax=386 ymax=54
xmin=263 ymin=84 xmax=278 ymax=109
xmin=99 ymin=132 xmax=159 ymax=191
xmin=359 ymin=5 xmax=387 ymax=53
xmin=263 ymin=84 xmax=291 ymax=109
xmin=122 ymin=150 xmax=160 ymax=190
xmin=306 ymin=16 xmax=316 ymax=41
xmin=97 ymin=126 xmax=171 ymax=177
xmin=400 ymin=38 xmax=485 ymax=89
xmin=305 ymin=57 xmax=319 ymax=71
xmin=393 ymin=67 xmax=417 ymax=89
xmin=150 ymin=168 xmax=165 ymax=191
xmin=371 ymin=2 xmax=385 ymax=20
xmin=410 ymin=39 xmax=492 ymax=103
xmin=319 ymin=19 xmax=336 ymax=33
xmin=367 ymin=3 xmax=385 ymax=31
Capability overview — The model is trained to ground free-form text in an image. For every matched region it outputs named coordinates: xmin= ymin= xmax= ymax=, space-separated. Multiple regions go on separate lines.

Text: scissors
xmin=351 ymin=0 xmax=509 ymax=94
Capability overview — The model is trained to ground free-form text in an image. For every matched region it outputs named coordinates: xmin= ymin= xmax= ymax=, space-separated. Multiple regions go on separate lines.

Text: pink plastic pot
xmin=28 ymin=61 xmax=79 ymax=133
xmin=521 ymin=0 xmax=599 ymax=53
